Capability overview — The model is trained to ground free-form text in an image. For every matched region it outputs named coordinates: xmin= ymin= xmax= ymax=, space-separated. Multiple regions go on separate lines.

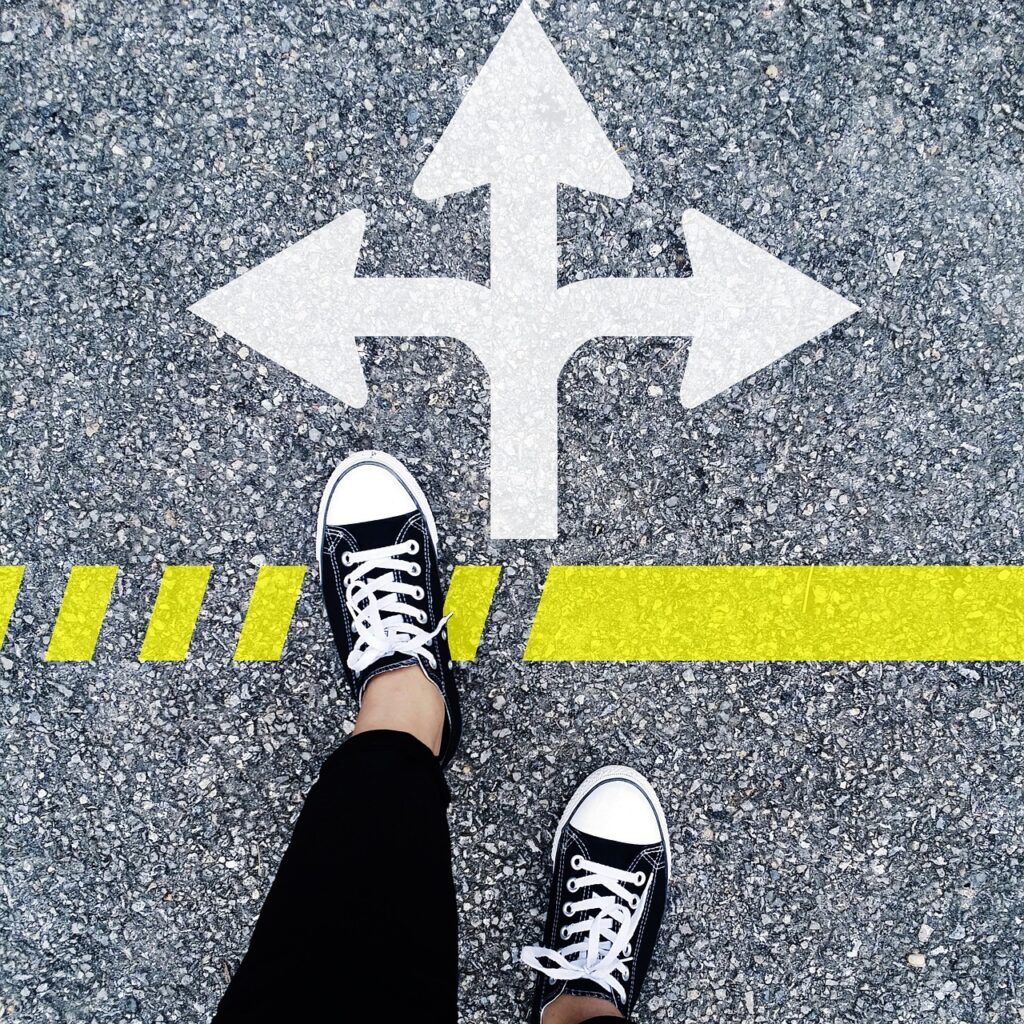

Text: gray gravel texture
xmin=2 ymin=0 xmax=1024 ymax=1021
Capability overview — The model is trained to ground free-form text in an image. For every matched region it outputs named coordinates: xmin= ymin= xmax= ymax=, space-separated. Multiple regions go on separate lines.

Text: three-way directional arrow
xmin=191 ymin=2 xmax=858 ymax=539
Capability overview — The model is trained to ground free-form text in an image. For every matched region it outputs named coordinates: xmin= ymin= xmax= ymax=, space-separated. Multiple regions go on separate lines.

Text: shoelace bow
xmin=341 ymin=540 xmax=451 ymax=674
xmin=521 ymin=856 xmax=651 ymax=1004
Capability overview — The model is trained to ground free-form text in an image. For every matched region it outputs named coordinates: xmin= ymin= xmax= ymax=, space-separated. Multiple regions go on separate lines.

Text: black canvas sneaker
xmin=316 ymin=450 xmax=461 ymax=768
xmin=521 ymin=767 xmax=671 ymax=1022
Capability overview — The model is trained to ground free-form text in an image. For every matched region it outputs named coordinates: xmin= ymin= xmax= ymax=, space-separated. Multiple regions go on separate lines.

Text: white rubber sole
xmin=315 ymin=449 xmax=439 ymax=567
xmin=551 ymin=765 xmax=672 ymax=877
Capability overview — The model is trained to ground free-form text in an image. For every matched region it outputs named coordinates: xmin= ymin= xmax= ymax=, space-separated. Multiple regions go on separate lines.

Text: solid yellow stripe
xmin=443 ymin=565 xmax=502 ymax=661
xmin=234 ymin=565 xmax=307 ymax=662
xmin=0 ymin=566 xmax=25 ymax=651
xmin=525 ymin=566 xmax=1024 ymax=661
xmin=45 ymin=565 xmax=120 ymax=662
xmin=140 ymin=565 xmax=213 ymax=662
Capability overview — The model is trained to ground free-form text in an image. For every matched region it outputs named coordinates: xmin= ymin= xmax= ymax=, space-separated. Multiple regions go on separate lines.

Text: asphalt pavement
xmin=1 ymin=0 xmax=1022 ymax=1021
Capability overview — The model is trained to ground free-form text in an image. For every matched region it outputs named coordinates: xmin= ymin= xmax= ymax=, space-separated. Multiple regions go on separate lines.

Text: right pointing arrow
xmin=558 ymin=208 xmax=858 ymax=407
xmin=679 ymin=209 xmax=860 ymax=407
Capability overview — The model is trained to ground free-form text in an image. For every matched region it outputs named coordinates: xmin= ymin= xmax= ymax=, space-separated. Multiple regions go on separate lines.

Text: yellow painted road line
xmin=525 ymin=565 xmax=1024 ymax=662
xmin=25 ymin=562 xmax=1024 ymax=664
xmin=0 ymin=566 xmax=26 ymax=652
xmin=140 ymin=565 xmax=213 ymax=662
xmin=443 ymin=565 xmax=502 ymax=661
xmin=234 ymin=565 xmax=307 ymax=662
xmin=45 ymin=565 xmax=120 ymax=662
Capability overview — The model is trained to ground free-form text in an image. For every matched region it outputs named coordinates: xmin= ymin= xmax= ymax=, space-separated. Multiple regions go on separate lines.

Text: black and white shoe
xmin=521 ymin=767 xmax=671 ymax=1022
xmin=316 ymin=450 xmax=461 ymax=768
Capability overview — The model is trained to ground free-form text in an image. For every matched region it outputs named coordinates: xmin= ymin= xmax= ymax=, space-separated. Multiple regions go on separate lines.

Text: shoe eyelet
xmin=408 ymin=563 xmax=421 ymax=577
xmin=629 ymin=894 xmax=640 ymax=909
xmin=566 ymin=878 xmax=578 ymax=893
xmin=560 ymin=926 xmax=571 ymax=940
xmin=416 ymin=610 xmax=427 ymax=624
xmin=562 ymin=901 xmax=575 ymax=917
xmin=634 ymin=871 xmax=646 ymax=887
xmin=447 ymin=660 xmax=453 ymax=669
xmin=570 ymin=855 xmax=583 ymax=870
xmin=341 ymin=551 xmax=353 ymax=566
xmin=624 ymin=943 xmax=632 ymax=957
xmin=413 ymin=586 xmax=425 ymax=601
xmin=406 ymin=540 xmax=419 ymax=555
xmin=622 ymin=967 xmax=630 ymax=981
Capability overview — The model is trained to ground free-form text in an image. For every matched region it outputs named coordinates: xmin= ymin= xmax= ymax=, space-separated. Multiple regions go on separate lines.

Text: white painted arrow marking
xmin=558 ymin=210 xmax=859 ymax=408
xmin=191 ymin=211 xmax=371 ymax=408
xmin=190 ymin=1 xmax=858 ymax=540
xmin=414 ymin=2 xmax=631 ymax=297
xmin=190 ymin=211 xmax=488 ymax=409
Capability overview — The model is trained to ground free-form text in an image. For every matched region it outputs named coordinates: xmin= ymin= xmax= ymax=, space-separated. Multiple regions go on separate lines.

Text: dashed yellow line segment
xmin=0 ymin=565 xmax=25 ymax=652
xmin=45 ymin=565 xmax=120 ymax=662
xmin=234 ymin=565 xmax=308 ymax=662
xmin=443 ymin=565 xmax=502 ymax=661
xmin=140 ymin=565 xmax=213 ymax=662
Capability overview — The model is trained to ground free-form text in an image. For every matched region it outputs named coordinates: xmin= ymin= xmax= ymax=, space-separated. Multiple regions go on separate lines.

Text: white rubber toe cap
xmin=315 ymin=450 xmax=439 ymax=567
xmin=568 ymin=774 xmax=664 ymax=847
xmin=325 ymin=461 xmax=416 ymax=526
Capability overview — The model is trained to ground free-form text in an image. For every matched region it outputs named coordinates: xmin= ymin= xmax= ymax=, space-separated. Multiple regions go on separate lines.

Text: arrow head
xmin=189 ymin=210 xmax=370 ymax=408
xmin=413 ymin=2 xmax=631 ymax=201
xmin=679 ymin=209 xmax=859 ymax=408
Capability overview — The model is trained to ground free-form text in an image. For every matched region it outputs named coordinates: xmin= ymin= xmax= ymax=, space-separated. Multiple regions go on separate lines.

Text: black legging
xmin=213 ymin=730 xmax=624 ymax=1023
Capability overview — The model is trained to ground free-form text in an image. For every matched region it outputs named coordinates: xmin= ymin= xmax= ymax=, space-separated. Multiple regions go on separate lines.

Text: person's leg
xmin=521 ymin=767 xmax=672 ymax=1024
xmin=545 ymin=997 xmax=624 ymax=1023
xmin=214 ymin=669 xmax=456 ymax=1022
xmin=214 ymin=451 xmax=464 ymax=1022
xmin=353 ymin=662 xmax=445 ymax=752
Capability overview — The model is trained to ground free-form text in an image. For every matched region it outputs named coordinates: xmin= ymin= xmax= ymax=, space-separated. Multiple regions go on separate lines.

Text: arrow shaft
xmin=558 ymin=277 xmax=699 ymax=338
xmin=345 ymin=278 xmax=490 ymax=339
xmin=340 ymin=271 xmax=702 ymax=366
xmin=490 ymin=181 xmax=558 ymax=298
xmin=477 ymin=277 xmax=700 ymax=537
xmin=487 ymin=349 xmax=561 ymax=539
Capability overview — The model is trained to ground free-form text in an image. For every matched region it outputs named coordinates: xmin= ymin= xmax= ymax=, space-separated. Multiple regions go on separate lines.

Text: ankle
xmin=352 ymin=664 xmax=444 ymax=755
xmin=542 ymin=994 xmax=623 ymax=1024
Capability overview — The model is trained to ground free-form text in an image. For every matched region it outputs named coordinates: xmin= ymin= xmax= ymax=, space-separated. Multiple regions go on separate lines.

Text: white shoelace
xmin=520 ymin=856 xmax=650 ymax=1004
xmin=341 ymin=539 xmax=450 ymax=675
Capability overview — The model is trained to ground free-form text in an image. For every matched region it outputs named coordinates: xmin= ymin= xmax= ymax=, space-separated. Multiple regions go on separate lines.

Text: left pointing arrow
xmin=189 ymin=210 xmax=370 ymax=408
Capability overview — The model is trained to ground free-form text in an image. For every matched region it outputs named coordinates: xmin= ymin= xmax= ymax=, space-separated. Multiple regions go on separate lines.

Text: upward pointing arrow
xmin=414 ymin=3 xmax=631 ymax=296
